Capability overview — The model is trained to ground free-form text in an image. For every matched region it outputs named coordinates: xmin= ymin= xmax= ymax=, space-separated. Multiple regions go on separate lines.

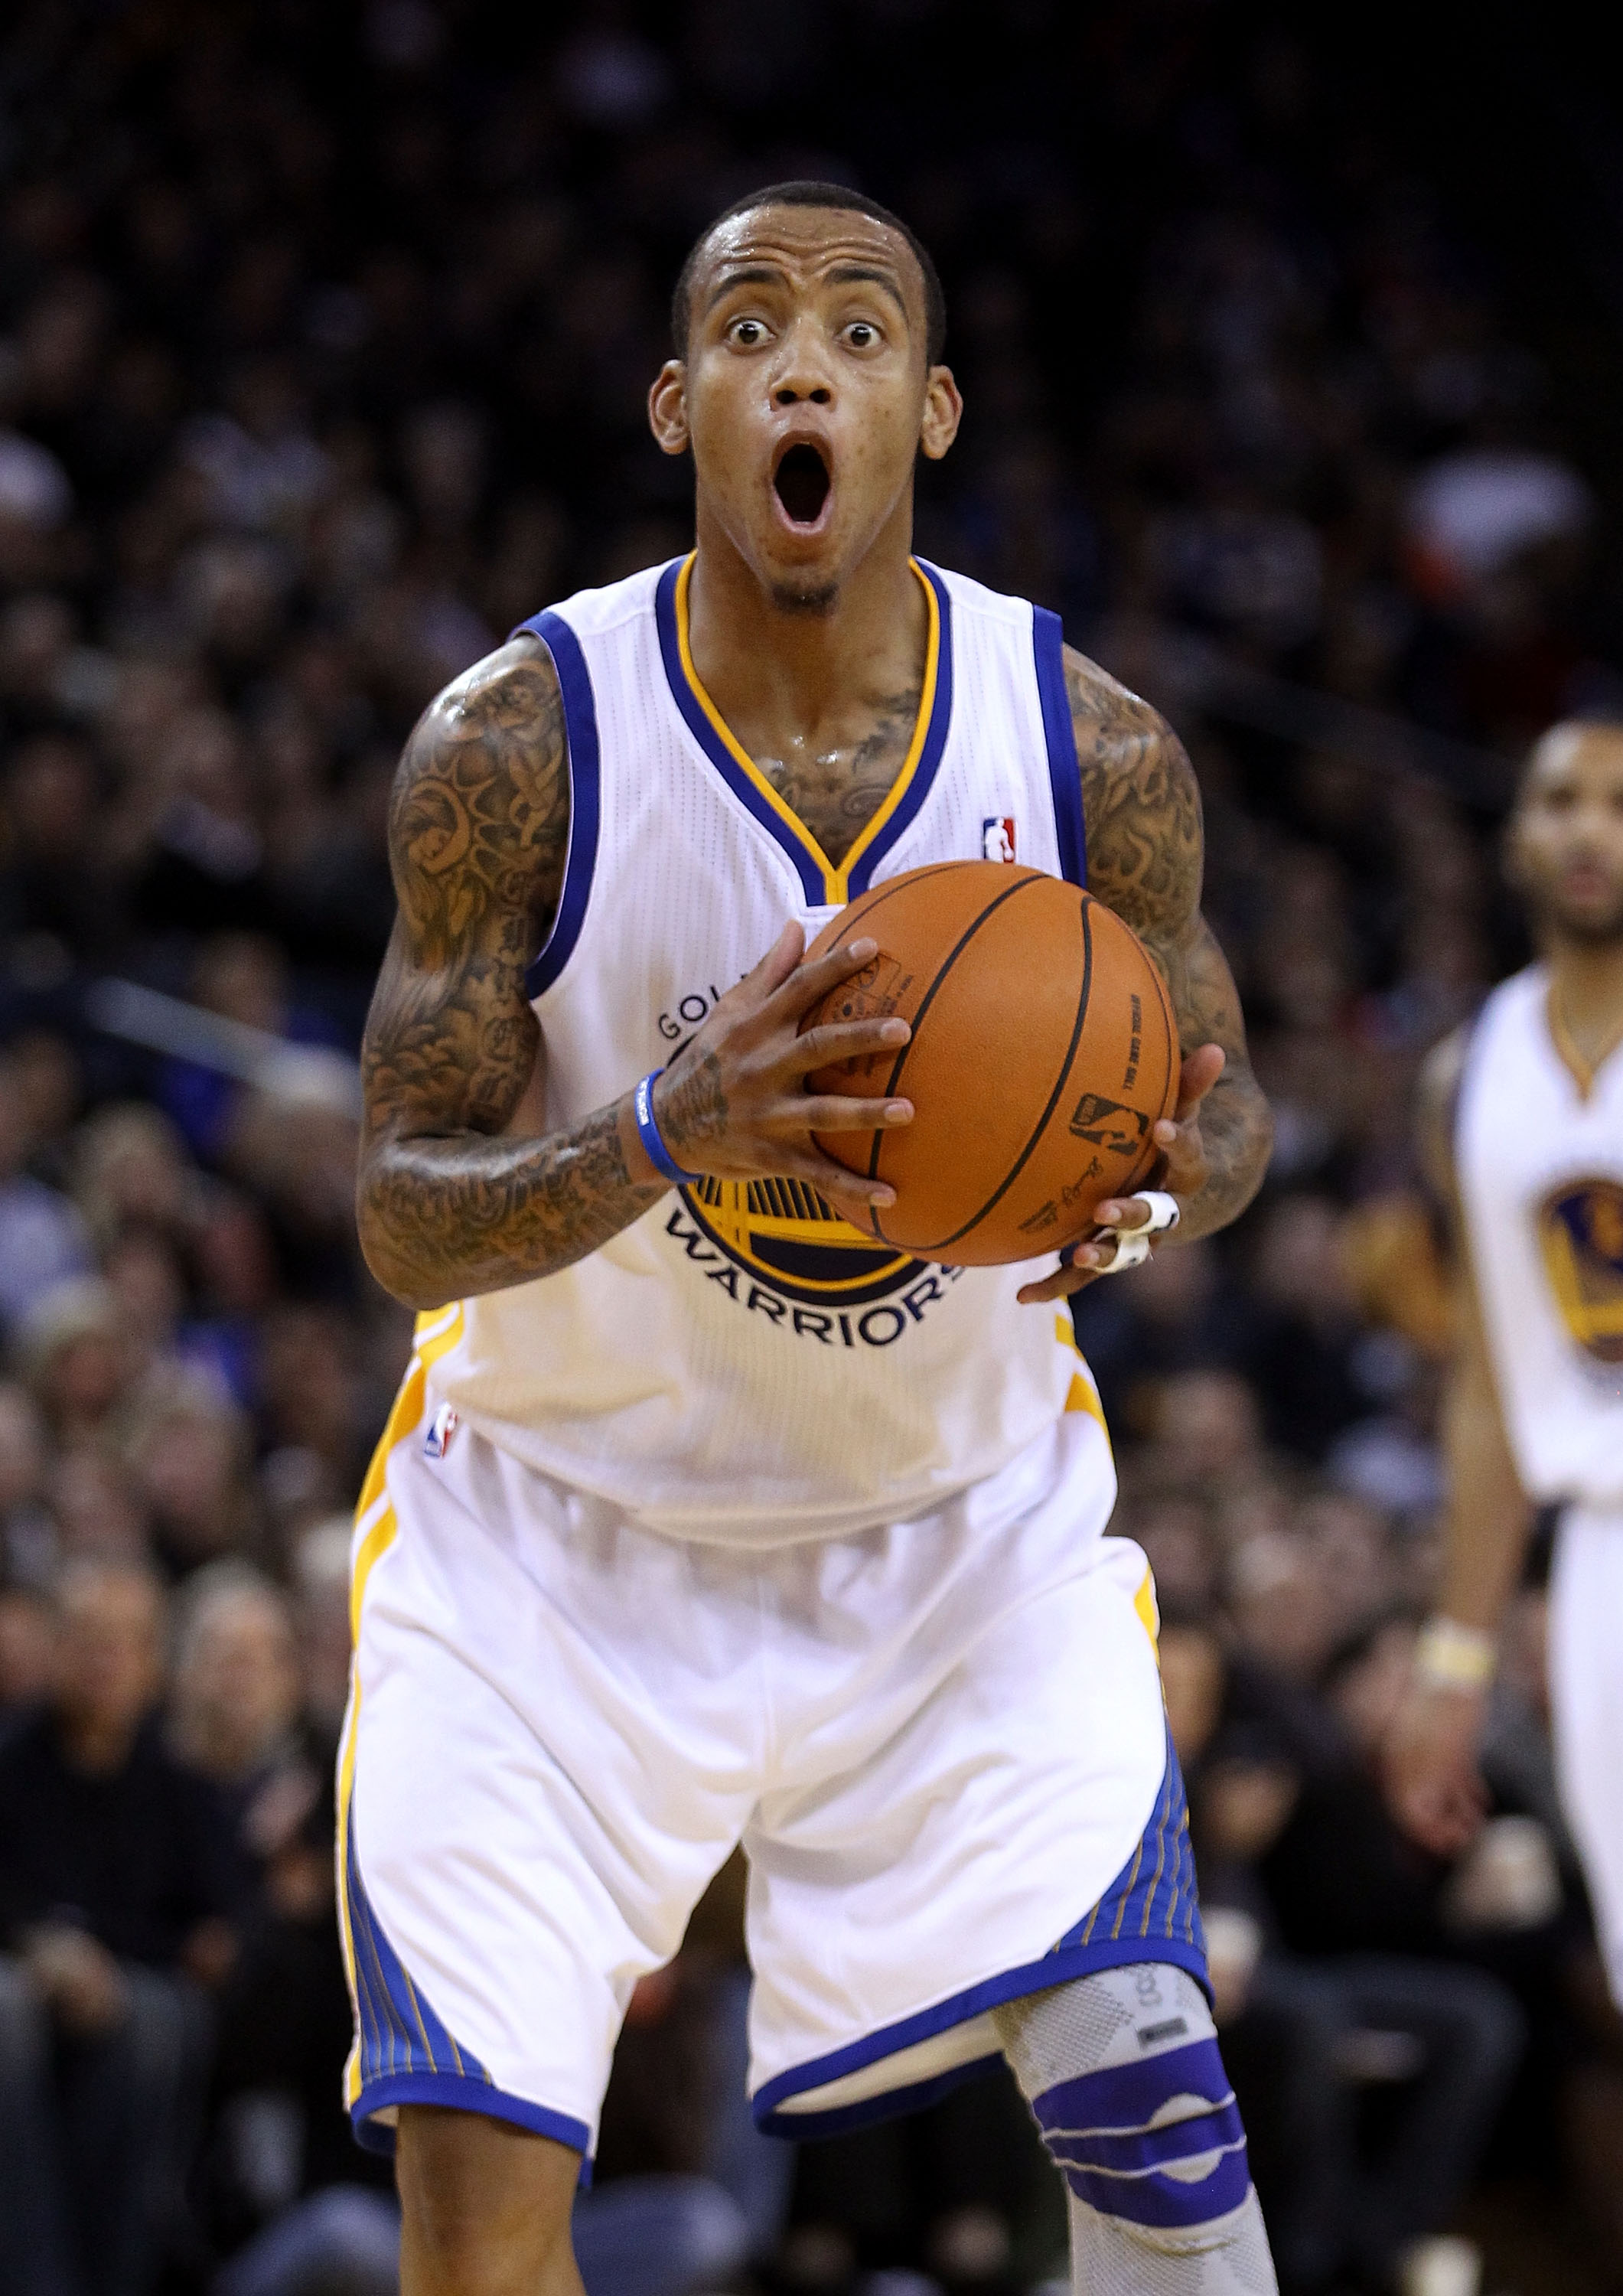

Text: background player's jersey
xmin=420 ymin=553 xmax=1109 ymax=1542
xmin=1456 ymin=962 xmax=1623 ymax=1505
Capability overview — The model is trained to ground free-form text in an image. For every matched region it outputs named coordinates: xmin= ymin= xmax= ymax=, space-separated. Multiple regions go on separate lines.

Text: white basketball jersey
xmin=1455 ymin=963 xmax=1623 ymax=1505
xmin=421 ymin=553 xmax=1110 ymax=1542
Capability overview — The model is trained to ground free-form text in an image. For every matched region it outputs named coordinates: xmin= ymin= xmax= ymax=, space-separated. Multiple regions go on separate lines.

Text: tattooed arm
xmin=357 ymin=640 xmax=918 ymax=1310
xmin=1019 ymin=651 xmax=1272 ymax=1303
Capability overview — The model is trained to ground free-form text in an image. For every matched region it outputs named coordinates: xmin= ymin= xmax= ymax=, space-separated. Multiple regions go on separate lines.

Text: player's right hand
xmin=647 ymin=921 xmax=913 ymax=1220
xmin=1382 ymin=1681 xmax=1490 ymax=1858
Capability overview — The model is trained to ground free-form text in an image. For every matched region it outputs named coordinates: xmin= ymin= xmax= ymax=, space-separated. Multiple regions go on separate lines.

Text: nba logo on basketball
xmin=981 ymin=815 xmax=1016 ymax=863
xmin=424 ymin=1403 xmax=459 ymax=1460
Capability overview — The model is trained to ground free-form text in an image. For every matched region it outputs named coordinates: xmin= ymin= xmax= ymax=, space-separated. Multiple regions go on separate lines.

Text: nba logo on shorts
xmin=424 ymin=1402 xmax=459 ymax=1460
xmin=982 ymin=815 xmax=1016 ymax=863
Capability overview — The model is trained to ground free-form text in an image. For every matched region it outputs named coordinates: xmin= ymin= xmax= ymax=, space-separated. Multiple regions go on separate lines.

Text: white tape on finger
xmin=1133 ymin=1191 xmax=1181 ymax=1237
xmin=1091 ymin=1189 xmax=1180 ymax=1278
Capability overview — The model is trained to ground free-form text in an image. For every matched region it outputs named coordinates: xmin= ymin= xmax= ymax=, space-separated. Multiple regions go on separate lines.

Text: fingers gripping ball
xmin=800 ymin=862 xmax=1178 ymax=1266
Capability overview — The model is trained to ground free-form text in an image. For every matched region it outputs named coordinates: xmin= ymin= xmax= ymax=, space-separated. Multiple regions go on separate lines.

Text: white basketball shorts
xmin=337 ymin=1319 xmax=1203 ymax=2161
xmin=1550 ymin=1504 xmax=1623 ymax=2006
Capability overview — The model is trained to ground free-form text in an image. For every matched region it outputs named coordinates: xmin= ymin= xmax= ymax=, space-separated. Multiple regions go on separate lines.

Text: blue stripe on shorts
xmin=1053 ymin=1727 xmax=1206 ymax=1965
xmin=344 ymin=1815 xmax=593 ymax=2164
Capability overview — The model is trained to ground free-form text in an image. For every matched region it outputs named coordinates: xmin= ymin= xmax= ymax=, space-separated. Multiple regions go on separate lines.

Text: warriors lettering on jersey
xmin=647 ymin=976 xmax=959 ymax=1343
xmin=664 ymin=1189 xmax=966 ymax=1345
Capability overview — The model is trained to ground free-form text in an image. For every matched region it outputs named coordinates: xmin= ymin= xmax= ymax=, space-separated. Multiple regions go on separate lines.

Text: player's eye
xmin=845 ymin=321 xmax=878 ymax=348
xmin=727 ymin=317 xmax=768 ymax=347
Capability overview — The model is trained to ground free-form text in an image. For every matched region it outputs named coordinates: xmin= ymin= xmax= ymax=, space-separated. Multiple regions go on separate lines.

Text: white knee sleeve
xmin=994 ymin=1963 xmax=1277 ymax=2296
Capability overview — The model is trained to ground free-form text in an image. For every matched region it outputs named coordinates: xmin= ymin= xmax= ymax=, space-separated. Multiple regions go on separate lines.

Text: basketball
xmin=802 ymin=861 xmax=1180 ymax=1265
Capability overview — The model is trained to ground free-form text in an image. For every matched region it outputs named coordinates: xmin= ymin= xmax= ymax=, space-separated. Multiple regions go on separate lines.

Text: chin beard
xmin=770 ymin=579 xmax=839 ymax=617
xmin=1540 ymin=896 xmax=1623 ymax=947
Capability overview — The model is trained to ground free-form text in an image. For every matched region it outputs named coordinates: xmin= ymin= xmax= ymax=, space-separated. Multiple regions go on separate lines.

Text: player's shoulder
xmin=1059 ymin=640 xmax=1178 ymax=761
xmin=405 ymin=631 xmax=563 ymax=785
xmin=389 ymin=632 xmax=569 ymax=884
xmin=411 ymin=559 xmax=674 ymax=752
xmin=536 ymin=556 xmax=674 ymax=642
xmin=1416 ymin=967 xmax=1542 ymax=1190
xmin=920 ymin=556 xmax=1035 ymax=634
xmin=1416 ymin=1024 xmax=1473 ymax=1192
xmin=1432 ymin=963 xmax=1547 ymax=1085
xmin=1052 ymin=639 xmax=1198 ymax=923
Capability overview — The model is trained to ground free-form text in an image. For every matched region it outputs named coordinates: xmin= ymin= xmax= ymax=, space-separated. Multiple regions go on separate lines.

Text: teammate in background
xmin=348 ymin=183 xmax=1274 ymax=2296
xmin=1388 ymin=720 xmax=1623 ymax=2004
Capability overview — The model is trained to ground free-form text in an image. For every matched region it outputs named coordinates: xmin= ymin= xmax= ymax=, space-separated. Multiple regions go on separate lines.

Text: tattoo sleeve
xmin=356 ymin=638 xmax=666 ymax=1308
xmin=1066 ymin=648 xmax=1273 ymax=1239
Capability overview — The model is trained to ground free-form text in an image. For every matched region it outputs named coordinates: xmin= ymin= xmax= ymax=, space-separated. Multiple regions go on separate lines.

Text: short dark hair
xmin=670 ymin=180 xmax=946 ymax=366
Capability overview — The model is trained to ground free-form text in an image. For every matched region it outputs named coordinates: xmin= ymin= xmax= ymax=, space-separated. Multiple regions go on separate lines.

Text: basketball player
xmin=1388 ymin=720 xmax=1623 ymax=2005
xmin=347 ymin=183 xmax=1276 ymax=2295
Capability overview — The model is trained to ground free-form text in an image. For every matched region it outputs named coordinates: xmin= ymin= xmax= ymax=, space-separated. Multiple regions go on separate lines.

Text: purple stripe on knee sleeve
xmin=1031 ymin=2037 xmax=1253 ymax=2230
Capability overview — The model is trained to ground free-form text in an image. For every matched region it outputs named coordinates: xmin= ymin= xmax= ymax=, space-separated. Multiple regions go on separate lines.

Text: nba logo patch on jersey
xmin=982 ymin=815 xmax=1016 ymax=863
xmin=424 ymin=1402 xmax=460 ymax=1459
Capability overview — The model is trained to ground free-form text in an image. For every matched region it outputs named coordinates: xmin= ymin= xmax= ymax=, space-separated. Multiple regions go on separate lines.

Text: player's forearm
xmin=1171 ymin=1065 xmax=1273 ymax=1241
xmin=1435 ymin=1364 xmax=1536 ymax=1634
xmin=357 ymin=1097 xmax=666 ymax=1309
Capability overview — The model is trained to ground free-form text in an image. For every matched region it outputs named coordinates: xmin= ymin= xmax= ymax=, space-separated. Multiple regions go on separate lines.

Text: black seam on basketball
xmin=807 ymin=865 xmax=998 ymax=1223
xmin=916 ymin=890 xmax=1097 ymax=1254
xmin=864 ymin=873 xmax=1047 ymax=1186
xmin=1122 ymin=957 xmax=1176 ymax=1198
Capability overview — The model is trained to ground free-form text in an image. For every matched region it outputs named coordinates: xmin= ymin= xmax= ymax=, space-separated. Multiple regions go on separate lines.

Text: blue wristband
xmin=634 ymin=1069 xmax=702 ymax=1186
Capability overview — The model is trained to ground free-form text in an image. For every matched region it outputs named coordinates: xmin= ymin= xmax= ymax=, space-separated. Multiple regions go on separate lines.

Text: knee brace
xmin=995 ymin=1963 xmax=1277 ymax=2292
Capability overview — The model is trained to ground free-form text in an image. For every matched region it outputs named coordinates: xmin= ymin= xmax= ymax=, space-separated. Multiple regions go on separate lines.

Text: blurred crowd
xmin=2 ymin=2 xmax=1623 ymax=2293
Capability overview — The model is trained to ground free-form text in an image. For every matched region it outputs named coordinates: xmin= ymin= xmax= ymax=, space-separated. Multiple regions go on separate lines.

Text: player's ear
xmin=649 ymin=361 xmax=690 ymax=457
xmin=920 ymin=366 xmax=963 ymax=462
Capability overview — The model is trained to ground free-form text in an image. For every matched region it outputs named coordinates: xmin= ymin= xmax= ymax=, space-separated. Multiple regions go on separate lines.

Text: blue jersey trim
xmin=654 ymin=560 xmax=826 ymax=906
xmin=510 ymin=609 xmax=601 ymax=1000
xmin=845 ymin=560 xmax=955 ymax=895
xmin=351 ymin=2071 xmax=594 ymax=2170
xmin=1033 ymin=605 xmax=1087 ymax=888
xmin=753 ymin=1734 xmax=1207 ymax=2138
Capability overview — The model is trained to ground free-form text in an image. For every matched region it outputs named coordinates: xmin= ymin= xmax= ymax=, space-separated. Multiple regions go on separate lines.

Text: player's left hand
xmin=1017 ymin=1043 xmax=1225 ymax=1305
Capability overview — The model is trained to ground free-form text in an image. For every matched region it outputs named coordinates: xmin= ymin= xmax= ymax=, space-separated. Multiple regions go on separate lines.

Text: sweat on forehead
xmin=670 ymin=181 xmax=946 ymax=364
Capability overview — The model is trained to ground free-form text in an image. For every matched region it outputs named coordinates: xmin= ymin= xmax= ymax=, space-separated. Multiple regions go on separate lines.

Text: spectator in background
xmin=0 ymin=1379 xmax=53 ymax=1588
xmin=168 ymin=1564 xmax=311 ymax=1842
xmin=289 ymin=1518 xmax=357 ymax=1736
xmin=15 ymin=1275 xmax=135 ymax=1450
xmin=0 ymin=1557 xmax=241 ymax=2296
xmin=0 ymin=1576 xmax=54 ymax=1728
xmin=0 ymin=1052 xmax=90 ymax=1339
xmin=122 ymin=1370 xmax=261 ymax=1580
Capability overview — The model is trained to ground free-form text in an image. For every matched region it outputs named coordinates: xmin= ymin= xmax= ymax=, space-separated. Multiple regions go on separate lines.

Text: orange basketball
xmin=801 ymin=861 xmax=1180 ymax=1266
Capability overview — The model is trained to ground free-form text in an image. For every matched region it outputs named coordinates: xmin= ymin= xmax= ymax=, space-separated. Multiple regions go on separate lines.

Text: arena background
xmin=2 ymin=5 xmax=1623 ymax=2294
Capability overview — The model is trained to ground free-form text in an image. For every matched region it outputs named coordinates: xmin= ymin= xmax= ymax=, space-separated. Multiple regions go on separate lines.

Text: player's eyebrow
xmin=823 ymin=263 xmax=908 ymax=320
xmin=702 ymin=264 xmax=787 ymax=313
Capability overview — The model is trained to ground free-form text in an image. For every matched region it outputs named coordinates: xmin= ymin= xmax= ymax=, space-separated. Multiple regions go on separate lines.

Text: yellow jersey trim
xmin=1056 ymin=1312 xmax=1113 ymax=1456
xmin=671 ymin=551 xmax=940 ymax=905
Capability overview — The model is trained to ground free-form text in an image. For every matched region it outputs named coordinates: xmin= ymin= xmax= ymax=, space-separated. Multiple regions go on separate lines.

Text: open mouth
xmin=773 ymin=442 xmax=832 ymax=527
